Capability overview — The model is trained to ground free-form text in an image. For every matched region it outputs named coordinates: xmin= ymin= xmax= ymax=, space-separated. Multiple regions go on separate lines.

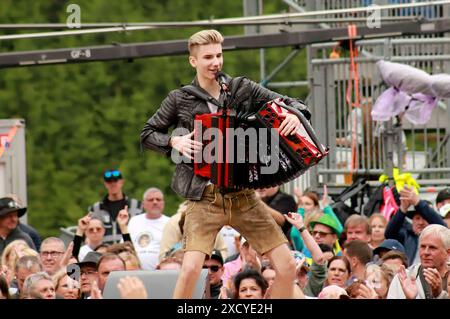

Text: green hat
xmin=310 ymin=215 xmax=342 ymax=237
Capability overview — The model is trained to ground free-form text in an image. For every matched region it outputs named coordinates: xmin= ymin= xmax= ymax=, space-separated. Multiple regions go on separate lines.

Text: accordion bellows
xmin=193 ymin=99 xmax=328 ymax=190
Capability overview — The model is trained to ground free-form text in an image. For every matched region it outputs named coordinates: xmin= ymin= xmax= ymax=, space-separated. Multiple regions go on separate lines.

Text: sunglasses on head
xmin=203 ymin=265 xmax=220 ymax=272
xmin=104 ymin=170 xmax=121 ymax=179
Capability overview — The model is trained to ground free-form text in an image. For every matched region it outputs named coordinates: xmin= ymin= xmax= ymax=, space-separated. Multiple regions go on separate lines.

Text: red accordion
xmin=193 ymin=98 xmax=328 ymax=189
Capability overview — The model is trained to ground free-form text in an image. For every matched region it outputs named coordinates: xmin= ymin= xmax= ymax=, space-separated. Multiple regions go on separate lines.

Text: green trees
xmin=0 ymin=0 xmax=307 ymax=238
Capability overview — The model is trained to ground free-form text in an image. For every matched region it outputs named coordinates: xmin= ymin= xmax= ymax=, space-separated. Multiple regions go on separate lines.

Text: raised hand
xmin=285 ymin=212 xmax=305 ymax=230
xmin=405 ymin=186 xmax=420 ymax=206
xmin=76 ymin=213 xmax=92 ymax=236
xmin=59 ymin=241 xmax=74 ymax=269
xmin=90 ymin=280 xmax=103 ymax=299
xmin=117 ymin=276 xmax=148 ymax=299
xmin=170 ymin=130 xmax=202 ymax=159
xmin=321 ymin=184 xmax=329 ymax=207
xmin=242 ymin=246 xmax=261 ymax=272
xmin=398 ymin=265 xmax=418 ymax=299
xmin=400 ymin=186 xmax=420 ymax=211
xmin=116 ymin=205 xmax=129 ymax=233
xmin=399 ymin=187 xmax=412 ymax=214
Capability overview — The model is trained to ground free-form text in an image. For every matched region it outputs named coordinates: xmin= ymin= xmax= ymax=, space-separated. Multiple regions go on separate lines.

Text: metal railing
xmin=307 ymin=37 xmax=450 ymax=187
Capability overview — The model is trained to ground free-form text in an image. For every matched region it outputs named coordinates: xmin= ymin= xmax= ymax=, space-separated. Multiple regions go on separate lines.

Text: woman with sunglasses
xmin=72 ymin=209 xmax=132 ymax=262
xmin=77 ymin=218 xmax=106 ymax=262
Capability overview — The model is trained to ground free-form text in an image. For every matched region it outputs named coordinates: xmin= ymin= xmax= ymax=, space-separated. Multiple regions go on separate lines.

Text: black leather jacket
xmin=140 ymin=75 xmax=310 ymax=200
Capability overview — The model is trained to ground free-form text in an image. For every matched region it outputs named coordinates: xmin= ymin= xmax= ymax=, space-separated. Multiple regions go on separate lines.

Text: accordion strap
xmin=180 ymin=85 xmax=221 ymax=107
xmin=180 ymin=76 xmax=247 ymax=109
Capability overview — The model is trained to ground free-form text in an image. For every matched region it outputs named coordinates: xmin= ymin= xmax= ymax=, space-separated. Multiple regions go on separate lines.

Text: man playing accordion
xmin=141 ymin=29 xmax=312 ymax=299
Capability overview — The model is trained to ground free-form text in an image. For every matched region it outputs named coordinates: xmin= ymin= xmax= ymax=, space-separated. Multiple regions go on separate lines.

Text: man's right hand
xmin=169 ymin=130 xmax=202 ymax=160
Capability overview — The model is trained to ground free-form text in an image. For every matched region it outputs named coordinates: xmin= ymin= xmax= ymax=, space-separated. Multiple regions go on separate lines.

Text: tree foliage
xmin=0 ymin=0 xmax=308 ymax=238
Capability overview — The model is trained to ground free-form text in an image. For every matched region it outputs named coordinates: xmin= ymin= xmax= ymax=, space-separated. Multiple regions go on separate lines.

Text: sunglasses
xmin=203 ymin=265 xmax=220 ymax=273
xmin=311 ymin=230 xmax=334 ymax=237
xmin=104 ymin=170 xmax=122 ymax=180
xmin=87 ymin=227 xmax=103 ymax=233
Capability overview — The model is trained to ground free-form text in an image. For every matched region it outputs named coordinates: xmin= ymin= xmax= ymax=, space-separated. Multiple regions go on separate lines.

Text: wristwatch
xmin=298 ymin=226 xmax=307 ymax=233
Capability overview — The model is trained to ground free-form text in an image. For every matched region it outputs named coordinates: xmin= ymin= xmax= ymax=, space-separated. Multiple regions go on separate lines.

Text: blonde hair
xmin=52 ymin=268 xmax=67 ymax=288
xmin=188 ymin=29 xmax=224 ymax=55
xmin=344 ymin=214 xmax=371 ymax=235
xmin=156 ymin=256 xmax=182 ymax=270
xmin=118 ymin=251 xmax=141 ymax=270
xmin=1 ymin=240 xmax=30 ymax=268
xmin=52 ymin=267 xmax=80 ymax=296
xmin=369 ymin=213 xmax=387 ymax=227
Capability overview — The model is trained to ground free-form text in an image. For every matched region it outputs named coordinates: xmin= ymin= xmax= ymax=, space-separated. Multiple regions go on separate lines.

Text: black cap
xmin=0 ymin=197 xmax=27 ymax=218
xmin=406 ymin=209 xmax=421 ymax=219
xmin=436 ymin=188 xmax=450 ymax=204
xmin=209 ymin=249 xmax=224 ymax=265
xmin=76 ymin=251 xmax=102 ymax=269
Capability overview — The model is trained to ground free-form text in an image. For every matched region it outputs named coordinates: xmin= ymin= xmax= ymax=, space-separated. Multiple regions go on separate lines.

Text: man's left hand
xmin=423 ymin=268 xmax=443 ymax=297
xmin=279 ymin=113 xmax=300 ymax=136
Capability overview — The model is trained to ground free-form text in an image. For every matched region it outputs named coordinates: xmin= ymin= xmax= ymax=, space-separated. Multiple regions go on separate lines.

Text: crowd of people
xmin=0 ymin=168 xmax=449 ymax=299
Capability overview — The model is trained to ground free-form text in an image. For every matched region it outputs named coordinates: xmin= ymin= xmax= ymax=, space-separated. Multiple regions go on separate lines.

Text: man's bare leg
xmin=172 ymin=250 xmax=206 ymax=299
xmin=265 ymin=244 xmax=297 ymax=299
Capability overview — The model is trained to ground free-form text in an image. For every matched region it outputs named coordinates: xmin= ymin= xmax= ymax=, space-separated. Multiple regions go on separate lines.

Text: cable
xmin=0 ymin=0 xmax=447 ymax=41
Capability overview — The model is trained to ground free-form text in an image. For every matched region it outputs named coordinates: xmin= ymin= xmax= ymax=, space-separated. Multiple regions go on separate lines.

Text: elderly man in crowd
xmin=387 ymin=224 xmax=449 ymax=299
xmin=39 ymin=237 xmax=66 ymax=275
xmin=14 ymin=256 xmax=43 ymax=298
xmin=22 ymin=272 xmax=56 ymax=299
xmin=128 ymin=188 xmax=170 ymax=270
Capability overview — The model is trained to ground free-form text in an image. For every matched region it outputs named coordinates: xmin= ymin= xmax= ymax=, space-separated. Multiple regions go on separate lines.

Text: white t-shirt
xmin=78 ymin=245 xmax=94 ymax=262
xmin=219 ymin=226 xmax=240 ymax=257
xmin=412 ymin=244 xmax=421 ymax=266
xmin=128 ymin=214 xmax=170 ymax=270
